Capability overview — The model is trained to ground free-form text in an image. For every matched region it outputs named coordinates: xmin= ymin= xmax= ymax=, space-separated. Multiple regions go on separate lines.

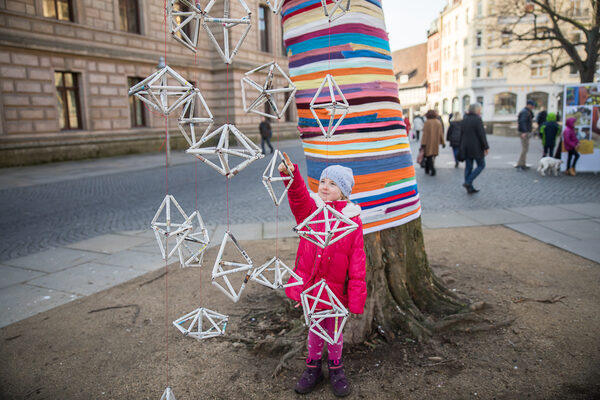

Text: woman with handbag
xmin=459 ymin=104 xmax=489 ymax=194
xmin=420 ymin=109 xmax=445 ymax=176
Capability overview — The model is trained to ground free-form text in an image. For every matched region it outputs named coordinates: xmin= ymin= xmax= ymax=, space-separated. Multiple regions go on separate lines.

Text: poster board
xmin=562 ymin=83 xmax=600 ymax=172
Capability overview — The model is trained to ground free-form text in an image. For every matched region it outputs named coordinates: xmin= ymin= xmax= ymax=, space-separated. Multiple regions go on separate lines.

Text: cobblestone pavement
xmin=0 ymin=135 xmax=598 ymax=262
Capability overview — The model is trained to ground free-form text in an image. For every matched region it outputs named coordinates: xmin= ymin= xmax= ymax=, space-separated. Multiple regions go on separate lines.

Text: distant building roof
xmin=392 ymin=42 xmax=428 ymax=90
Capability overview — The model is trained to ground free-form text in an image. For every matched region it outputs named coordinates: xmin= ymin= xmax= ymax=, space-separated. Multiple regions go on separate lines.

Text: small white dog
xmin=537 ymin=157 xmax=563 ymax=176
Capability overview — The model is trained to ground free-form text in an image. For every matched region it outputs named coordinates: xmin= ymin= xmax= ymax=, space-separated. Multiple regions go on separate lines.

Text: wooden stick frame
xmin=321 ymin=0 xmax=351 ymax=22
xmin=151 ymin=195 xmax=193 ymax=260
xmin=178 ymin=88 xmax=214 ymax=147
xmin=300 ymin=279 xmax=349 ymax=345
xmin=211 ymin=231 xmax=254 ymax=303
xmin=250 ymin=257 xmax=303 ymax=290
xmin=241 ymin=61 xmax=297 ymax=120
xmin=186 ymin=124 xmax=264 ymax=178
xmin=160 ymin=387 xmax=177 ymax=400
xmin=309 ymin=74 xmax=350 ymax=138
xmin=262 ymin=150 xmax=293 ymax=206
xmin=167 ymin=0 xmax=202 ymax=52
xmin=172 ymin=307 xmax=228 ymax=339
xmin=177 ymin=211 xmax=210 ymax=268
xmin=293 ymin=204 xmax=358 ymax=249
xmin=128 ymin=66 xmax=193 ymax=116
xmin=202 ymin=0 xmax=252 ymax=64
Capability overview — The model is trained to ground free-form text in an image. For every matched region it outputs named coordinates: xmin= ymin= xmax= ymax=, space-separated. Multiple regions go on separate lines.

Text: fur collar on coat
xmin=309 ymin=192 xmax=362 ymax=218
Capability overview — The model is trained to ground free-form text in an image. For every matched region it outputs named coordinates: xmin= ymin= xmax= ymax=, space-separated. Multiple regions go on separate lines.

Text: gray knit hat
xmin=320 ymin=165 xmax=355 ymax=198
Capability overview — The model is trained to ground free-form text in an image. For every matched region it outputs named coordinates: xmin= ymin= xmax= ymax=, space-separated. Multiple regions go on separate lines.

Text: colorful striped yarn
xmin=281 ymin=0 xmax=421 ymax=234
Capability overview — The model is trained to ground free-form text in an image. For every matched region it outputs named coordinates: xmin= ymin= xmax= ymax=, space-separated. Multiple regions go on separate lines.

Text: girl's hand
xmin=278 ymin=152 xmax=295 ymax=175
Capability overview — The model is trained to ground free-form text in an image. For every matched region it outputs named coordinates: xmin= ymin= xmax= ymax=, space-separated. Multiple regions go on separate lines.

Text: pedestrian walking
xmin=540 ymin=112 xmax=560 ymax=157
xmin=421 ymin=109 xmax=445 ymax=176
xmin=446 ymin=112 xmax=462 ymax=168
xmin=459 ymin=103 xmax=489 ymax=194
xmin=536 ymin=107 xmax=547 ymax=137
xmin=404 ymin=116 xmax=411 ymax=139
xmin=259 ymin=117 xmax=273 ymax=154
xmin=563 ymin=117 xmax=580 ymax=176
xmin=277 ymin=153 xmax=366 ymax=397
xmin=413 ymin=114 xmax=424 ymax=141
xmin=515 ymin=100 xmax=535 ymax=170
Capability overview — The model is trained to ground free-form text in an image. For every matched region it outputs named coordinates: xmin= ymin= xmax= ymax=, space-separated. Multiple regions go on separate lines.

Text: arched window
xmin=452 ymin=97 xmax=460 ymax=113
xmin=526 ymin=92 xmax=548 ymax=110
xmin=442 ymin=98 xmax=449 ymax=114
xmin=494 ymin=92 xmax=517 ymax=115
xmin=434 ymin=102 xmax=440 ymax=114
xmin=462 ymin=95 xmax=471 ymax=112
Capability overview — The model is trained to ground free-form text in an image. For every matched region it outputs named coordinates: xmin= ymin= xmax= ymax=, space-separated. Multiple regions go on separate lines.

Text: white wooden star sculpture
xmin=293 ymin=204 xmax=358 ymax=249
xmin=241 ymin=61 xmax=297 ymax=120
xmin=300 ymin=279 xmax=349 ymax=345
xmin=202 ymin=0 xmax=252 ymax=64
xmin=151 ymin=195 xmax=193 ymax=260
xmin=309 ymin=74 xmax=350 ymax=138
xmin=321 ymin=0 xmax=351 ymax=22
xmin=250 ymin=257 xmax=303 ymax=290
xmin=265 ymin=0 xmax=283 ymax=14
xmin=178 ymin=88 xmax=214 ymax=147
xmin=160 ymin=387 xmax=177 ymax=400
xmin=211 ymin=231 xmax=254 ymax=302
xmin=177 ymin=211 xmax=210 ymax=268
xmin=172 ymin=307 xmax=228 ymax=339
xmin=167 ymin=0 xmax=202 ymax=52
xmin=186 ymin=124 xmax=263 ymax=178
xmin=128 ymin=65 xmax=193 ymax=116
xmin=262 ymin=150 xmax=294 ymax=206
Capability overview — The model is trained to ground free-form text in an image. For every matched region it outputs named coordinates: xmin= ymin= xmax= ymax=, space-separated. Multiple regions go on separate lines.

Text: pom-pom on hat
xmin=320 ymin=165 xmax=355 ymax=198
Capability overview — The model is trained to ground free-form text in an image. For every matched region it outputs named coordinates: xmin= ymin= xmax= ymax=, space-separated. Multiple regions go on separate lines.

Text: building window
xmin=497 ymin=61 xmax=504 ymax=76
xmin=570 ymin=0 xmax=583 ymax=16
xmin=43 ymin=0 xmax=73 ymax=21
xmin=569 ymin=63 xmax=578 ymax=75
xmin=171 ymin=1 xmax=191 ymax=40
xmin=128 ymin=77 xmax=147 ymax=127
xmin=494 ymin=92 xmax=517 ymax=115
xmin=443 ymin=98 xmax=449 ymax=114
xmin=477 ymin=0 xmax=483 ymax=16
xmin=476 ymin=30 xmax=482 ymax=48
xmin=530 ymin=59 xmax=546 ymax=77
xmin=462 ymin=95 xmax=471 ymax=112
xmin=119 ymin=0 xmax=141 ymax=34
xmin=475 ymin=62 xmax=482 ymax=78
xmin=527 ymin=92 xmax=548 ymax=110
xmin=463 ymin=66 xmax=468 ymax=77
xmin=259 ymin=5 xmax=270 ymax=53
xmin=55 ymin=71 xmax=82 ymax=130
xmin=501 ymin=31 xmax=511 ymax=47
xmin=476 ymin=96 xmax=484 ymax=108
xmin=465 ymin=9 xmax=469 ymax=24
xmin=571 ymin=32 xmax=582 ymax=44
xmin=452 ymin=97 xmax=460 ymax=113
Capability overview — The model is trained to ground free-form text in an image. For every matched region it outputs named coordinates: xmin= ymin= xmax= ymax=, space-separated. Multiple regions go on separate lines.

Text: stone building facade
xmin=0 ymin=0 xmax=296 ymax=166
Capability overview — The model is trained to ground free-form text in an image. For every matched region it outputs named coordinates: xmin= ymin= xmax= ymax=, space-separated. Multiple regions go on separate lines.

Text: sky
xmin=381 ymin=0 xmax=449 ymax=51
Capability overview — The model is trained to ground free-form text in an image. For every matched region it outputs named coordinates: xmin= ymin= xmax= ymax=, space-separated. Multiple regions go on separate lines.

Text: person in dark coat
xmin=540 ymin=112 xmax=560 ymax=157
xmin=516 ymin=100 xmax=535 ymax=170
xmin=536 ymin=107 xmax=547 ymax=137
xmin=421 ymin=109 xmax=445 ymax=176
xmin=446 ymin=112 xmax=462 ymax=168
xmin=259 ymin=117 xmax=273 ymax=154
xmin=459 ymin=103 xmax=489 ymax=194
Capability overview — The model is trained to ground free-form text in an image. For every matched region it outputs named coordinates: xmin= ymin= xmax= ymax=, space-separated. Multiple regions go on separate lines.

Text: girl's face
xmin=318 ymin=178 xmax=343 ymax=202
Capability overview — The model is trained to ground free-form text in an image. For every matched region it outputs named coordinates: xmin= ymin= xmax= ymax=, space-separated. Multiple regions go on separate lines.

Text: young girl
xmin=278 ymin=152 xmax=366 ymax=397
xmin=563 ymin=117 xmax=580 ymax=176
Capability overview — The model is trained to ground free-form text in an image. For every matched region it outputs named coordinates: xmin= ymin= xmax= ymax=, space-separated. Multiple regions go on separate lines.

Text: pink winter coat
xmin=563 ymin=117 xmax=579 ymax=151
xmin=283 ymin=165 xmax=367 ymax=314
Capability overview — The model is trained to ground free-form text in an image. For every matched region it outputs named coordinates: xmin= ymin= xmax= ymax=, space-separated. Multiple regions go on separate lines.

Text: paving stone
xmin=94 ymin=250 xmax=167 ymax=272
xmin=556 ymin=202 xmax=600 ymax=218
xmin=117 ymin=229 xmax=155 ymax=239
xmin=263 ymin=220 xmax=297 ymax=239
xmin=0 ymin=265 xmax=45 ymax=289
xmin=508 ymin=205 xmax=588 ymax=221
xmin=0 ymin=284 xmax=79 ymax=328
xmin=458 ymin=209 xmax=534 ymax=225
xmin=26 ymin=262 xmax=146 ymax=296
xmin=421 ymin=212 xmax=482 ymax=229
xmin=65 ymin=234 xmax=150 ymax=254
xmin=539 ymin=219 xmax=600 ymax=240
xmin=4 ymin=247 xmax=100 ymax=273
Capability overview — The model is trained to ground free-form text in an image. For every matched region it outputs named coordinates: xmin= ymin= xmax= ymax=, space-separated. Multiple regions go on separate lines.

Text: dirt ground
xmin=1 ymin=226 xmax=599 ymax=400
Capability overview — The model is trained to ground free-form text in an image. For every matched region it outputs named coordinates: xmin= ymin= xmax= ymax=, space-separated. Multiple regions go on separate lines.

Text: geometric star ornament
xmin=167 ymin=0 xmax=202 ymax=53
xmin=309 ymin=74 xmax=350 ymax=138
xmin=321 ymin=0 xmax=351 ymax=22
xmin=265 ymin=0 xmax=283 ymax=14
xmin=262 ymin=150 xmax=294 ymax=206
xmin=300 ymin=279 xmax=349 ymax=345
xmin=202 ymin=0 xmax=252 ymax=64
xmin=211 ymin=231 xmax=254 ymax=303
xmin=241 ymin=61 xmax=297 ymax=120
xmin=178 ymin=88 xmax=214 ymax=147
xmin=150 ymin=195 xmax=193 ymax=260
xmin=160 ymin=387 xmax=177 ymax=400
xmin=250 ymin=257 xmax=303 ymax=290
xmin=177 ymin=211 xmax=210 ymax=268
xmin=172 ymin=307 xmax=228 ymax=339
xmin=128 ymin=66 xmax=193 ymax=116
xmin=186 ymin=124 xmax=264 ymax=178
xmin=293 ymin=204 xmax=358 ymax=249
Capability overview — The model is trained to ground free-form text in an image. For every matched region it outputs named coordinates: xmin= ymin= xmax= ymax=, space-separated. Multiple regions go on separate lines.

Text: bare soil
xmin=1 ymin=226 xmax=599 ymax=400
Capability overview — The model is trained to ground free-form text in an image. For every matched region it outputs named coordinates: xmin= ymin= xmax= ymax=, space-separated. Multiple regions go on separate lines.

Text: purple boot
xmin=328 ymin=359 xmax=350 ymax=397
xmin=294 ymin=358 xmax=323 ymax=394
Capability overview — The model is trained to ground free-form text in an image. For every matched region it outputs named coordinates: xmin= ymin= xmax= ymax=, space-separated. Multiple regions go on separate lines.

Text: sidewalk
xmin=1 ymin=202 xmax=599 ymax=328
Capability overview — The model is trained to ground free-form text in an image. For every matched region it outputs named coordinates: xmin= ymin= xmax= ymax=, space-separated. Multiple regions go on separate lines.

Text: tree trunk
xmin=344 ymin=218 xmax=467 ymax=344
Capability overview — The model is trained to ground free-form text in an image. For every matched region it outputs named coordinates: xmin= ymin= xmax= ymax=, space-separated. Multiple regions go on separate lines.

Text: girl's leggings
xmin=567 ymin=149 xmax=580 ymax=169
xmin=307 ymin=317 xmax=343 ymax=362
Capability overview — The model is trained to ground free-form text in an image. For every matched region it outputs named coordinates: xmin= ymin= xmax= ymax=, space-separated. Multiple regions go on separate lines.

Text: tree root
xmin=272 ymin=342 xmax=305 ymax=378
xmin=512 ymin=295 xmax=566 ymax=304
xmin=432 ymin=312 xmax=485 ymax=332
xmin=88 ymin=304 xmax=140 ymax=324
xmin=462 ymin=318 xmax=516 ymax=333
